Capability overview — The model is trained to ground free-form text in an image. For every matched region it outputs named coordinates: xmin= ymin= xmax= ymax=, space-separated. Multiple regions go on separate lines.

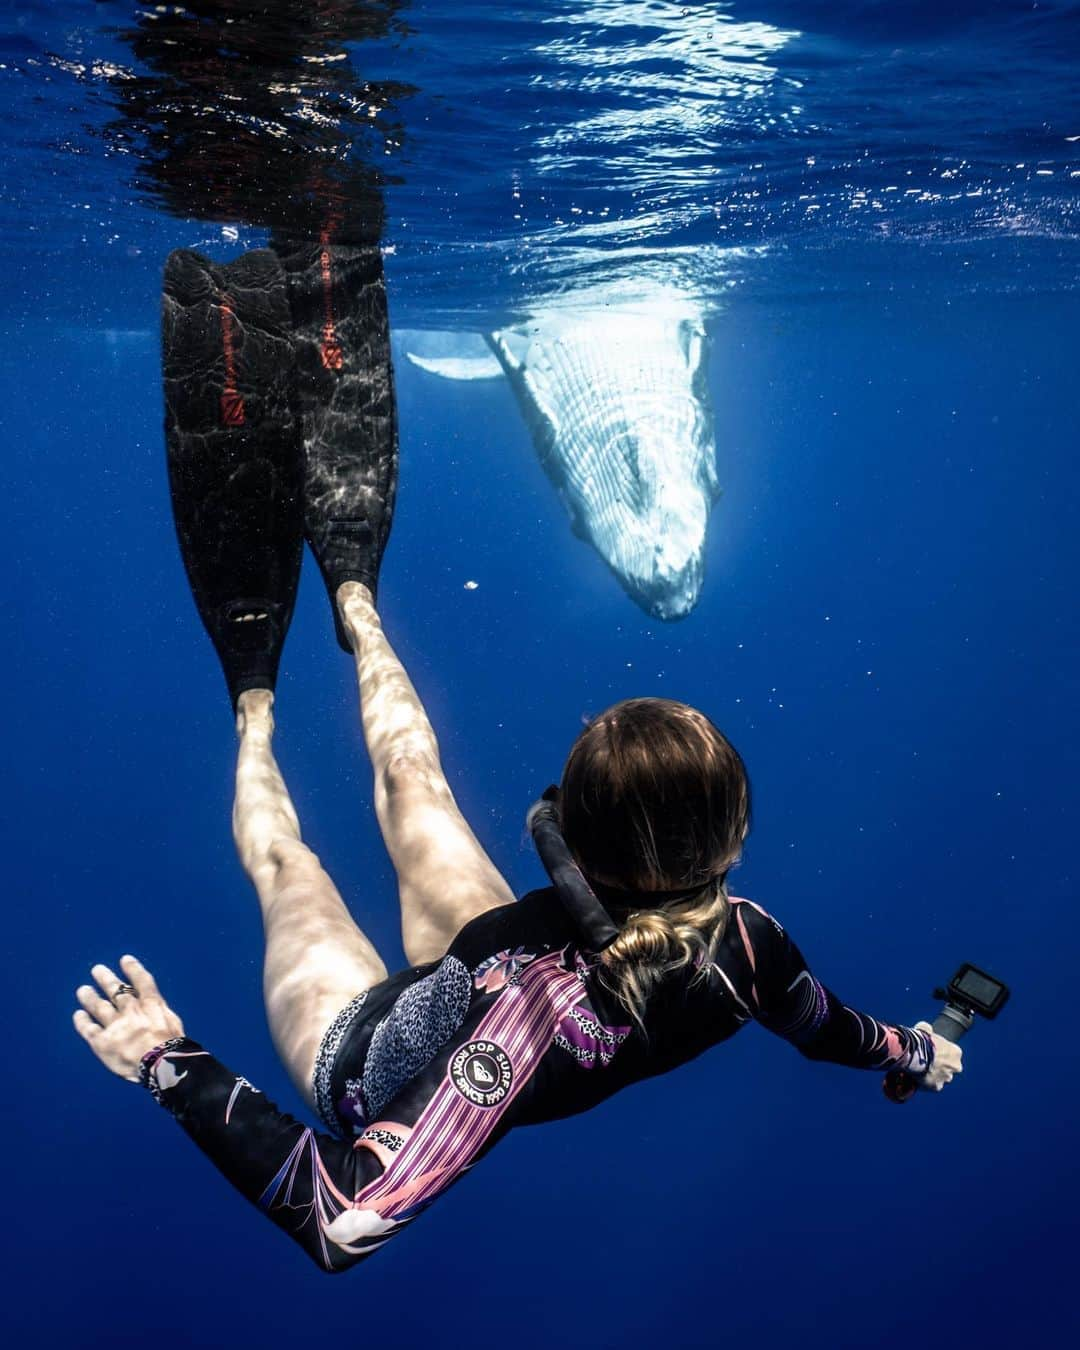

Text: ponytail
xmin=597 ymin=882 xmax=730 ymax=1032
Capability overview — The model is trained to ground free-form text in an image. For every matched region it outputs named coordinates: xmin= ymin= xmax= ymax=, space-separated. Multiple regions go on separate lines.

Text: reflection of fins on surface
xmin=162 ymin=248 xmax=302 ymax=706
xmin=274 ymin=239 xmax=398 ymax=652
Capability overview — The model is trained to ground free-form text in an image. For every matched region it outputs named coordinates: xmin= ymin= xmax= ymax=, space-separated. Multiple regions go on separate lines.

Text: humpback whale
xmin=399 ymin=284 xmax=720 ymax=620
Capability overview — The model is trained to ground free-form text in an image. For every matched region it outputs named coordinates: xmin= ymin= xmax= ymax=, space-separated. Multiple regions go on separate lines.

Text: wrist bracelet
xmin=139 ymin=1037 xmax=189 ymax=1104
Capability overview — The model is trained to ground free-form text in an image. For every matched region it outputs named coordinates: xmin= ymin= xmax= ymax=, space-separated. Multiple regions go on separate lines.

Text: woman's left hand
xmin=73 ymin=955 xmax=185 ymax=1082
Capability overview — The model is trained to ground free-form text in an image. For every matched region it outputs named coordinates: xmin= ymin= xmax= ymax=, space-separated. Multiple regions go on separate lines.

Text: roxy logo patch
xmin=449 ymin=1040 xmax=513 ymax=1107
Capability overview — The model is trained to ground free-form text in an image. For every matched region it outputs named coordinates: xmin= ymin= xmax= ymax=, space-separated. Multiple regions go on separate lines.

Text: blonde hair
xmin=596 ymin=883 xmax=731 ymax=1034
xmin=559 ymin=698 xmax=749 ymax=1030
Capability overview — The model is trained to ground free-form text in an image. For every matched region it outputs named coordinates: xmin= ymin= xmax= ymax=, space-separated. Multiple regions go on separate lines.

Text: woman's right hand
xmin=74 ymin=955 xmax=185 ymax=1083
xmin=912 ymin=1021 xmax=963 ymax=1091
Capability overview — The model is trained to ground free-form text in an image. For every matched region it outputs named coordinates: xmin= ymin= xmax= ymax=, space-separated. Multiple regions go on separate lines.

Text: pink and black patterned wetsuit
xmin=142 ymin=890 xmax=934 ymax=1272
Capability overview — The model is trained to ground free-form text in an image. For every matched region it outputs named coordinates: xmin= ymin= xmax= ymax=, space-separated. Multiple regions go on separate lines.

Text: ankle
xmin=236 ymin=687 xmax=275 ymax=740
xmin=337 ymin=581 xmax=377 ymax=639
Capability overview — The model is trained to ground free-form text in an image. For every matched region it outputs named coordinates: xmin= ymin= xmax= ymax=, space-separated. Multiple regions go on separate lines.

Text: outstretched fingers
xmin=76 ymin=980 xmax=116 ymax=1027
xmin=120 ymin=953 xmax=160 ymax=1001
xmin=73 ymin=956 xmax=158 ymax=1035
xmin=73 ymin=1008 xmax=101 ymax=1041
xmin=72 ymin=954 xmax=186 ymax=1082
xmin=91 ymin=961 xmax=130 ymax=1003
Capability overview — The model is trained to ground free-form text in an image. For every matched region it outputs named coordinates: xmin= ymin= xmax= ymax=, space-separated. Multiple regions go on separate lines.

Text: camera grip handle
xmin=883 ymin=1005 xmax=971 ymax=1103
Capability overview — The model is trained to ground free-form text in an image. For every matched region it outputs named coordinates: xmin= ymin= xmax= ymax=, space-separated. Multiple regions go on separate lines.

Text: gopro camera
xmin=883 ymin=962 xmax=1009 ymax=1104
xmin=943 ymin=963 xmax=1010 ymax=1021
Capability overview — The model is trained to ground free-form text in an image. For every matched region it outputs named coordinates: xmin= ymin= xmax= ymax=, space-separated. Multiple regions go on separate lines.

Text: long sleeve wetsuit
xmin=142 ymin=892 xmax=934 ymax=1272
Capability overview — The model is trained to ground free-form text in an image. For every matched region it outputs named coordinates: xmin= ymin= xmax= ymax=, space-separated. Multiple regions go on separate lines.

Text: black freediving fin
xmin=162 ymin=248 xmax=303 ymax=707
xmin=272 ymin=237 xmax=398 ymax=652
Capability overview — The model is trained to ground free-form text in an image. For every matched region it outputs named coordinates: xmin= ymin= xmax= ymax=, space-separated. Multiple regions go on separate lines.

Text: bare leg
xmin=233 ymin=688 xmax=388 ymax=1106
xmin=338 ymin=581 xmax=516 ymax=966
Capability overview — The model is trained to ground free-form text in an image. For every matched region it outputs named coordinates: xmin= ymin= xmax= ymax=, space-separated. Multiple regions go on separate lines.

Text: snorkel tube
xmin=527 ymin=787 xmax=620 ymax=951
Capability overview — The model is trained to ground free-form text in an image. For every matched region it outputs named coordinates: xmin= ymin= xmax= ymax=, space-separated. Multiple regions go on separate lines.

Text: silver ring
xmin=111 ymin=982 xmax=136 ymax=1005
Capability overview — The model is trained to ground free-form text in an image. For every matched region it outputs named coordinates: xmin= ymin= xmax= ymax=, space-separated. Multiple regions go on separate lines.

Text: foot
xmin=236 ymin=687 xmax=275 ymax=740
xmin=336 ymin=580 xmax=377 ymax=652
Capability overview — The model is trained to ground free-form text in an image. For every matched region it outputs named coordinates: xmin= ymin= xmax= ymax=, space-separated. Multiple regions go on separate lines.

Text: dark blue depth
xmin=1 ymin=2 xmax=1078 ymax=1347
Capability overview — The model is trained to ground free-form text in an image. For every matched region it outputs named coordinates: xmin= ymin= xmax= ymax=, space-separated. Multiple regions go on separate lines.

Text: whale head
xmin=570 ymin=381 xmax=717 ymax=620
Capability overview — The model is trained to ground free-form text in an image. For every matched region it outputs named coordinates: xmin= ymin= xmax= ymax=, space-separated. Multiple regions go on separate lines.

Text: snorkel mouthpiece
xmin=527 ymin=787 xmax=620 ymax=951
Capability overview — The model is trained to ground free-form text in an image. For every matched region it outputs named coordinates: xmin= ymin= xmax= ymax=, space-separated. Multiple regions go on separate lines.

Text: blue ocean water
xmin=2 ymin=1 xmax=1078 ymax=1345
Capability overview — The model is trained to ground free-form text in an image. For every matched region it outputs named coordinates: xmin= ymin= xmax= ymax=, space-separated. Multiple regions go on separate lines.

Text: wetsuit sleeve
xmin=140 ymin=1039 xmax=383 ymax=1274
xmin=731 ymin=902 xmax=935 ymax=1074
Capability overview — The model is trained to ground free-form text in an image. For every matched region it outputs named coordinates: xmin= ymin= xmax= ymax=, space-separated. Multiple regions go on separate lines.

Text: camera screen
xmin=954 ymin=966 xmax=1005 ymax=1012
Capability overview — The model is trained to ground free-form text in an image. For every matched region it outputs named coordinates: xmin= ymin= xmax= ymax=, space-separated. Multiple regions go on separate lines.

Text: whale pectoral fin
xmin=489 ymin=328 xmax=566 ymax=470
xmin=488 ymin=328 xmax=530 ymax=374
xmin=394 ymin=330 xmax=504 ymax=381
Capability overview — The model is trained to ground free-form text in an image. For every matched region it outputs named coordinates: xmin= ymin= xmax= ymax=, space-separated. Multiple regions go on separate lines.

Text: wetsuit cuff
xmin=903 ymin=1027 xmax=936 ymax=1077
xmin=139 ymin=1037 xmax=199 ymax=1104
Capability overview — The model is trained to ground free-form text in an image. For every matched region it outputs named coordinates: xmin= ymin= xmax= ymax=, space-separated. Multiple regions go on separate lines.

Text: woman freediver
xmin=73 ymin=245 xmax=961 ymax=1272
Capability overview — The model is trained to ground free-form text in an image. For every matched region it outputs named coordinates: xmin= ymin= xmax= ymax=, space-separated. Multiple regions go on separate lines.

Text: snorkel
xmin=527 ymin=785 xmax=722 ymax=950
xmin=527 ymin=787 xmax=621 ymax=950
